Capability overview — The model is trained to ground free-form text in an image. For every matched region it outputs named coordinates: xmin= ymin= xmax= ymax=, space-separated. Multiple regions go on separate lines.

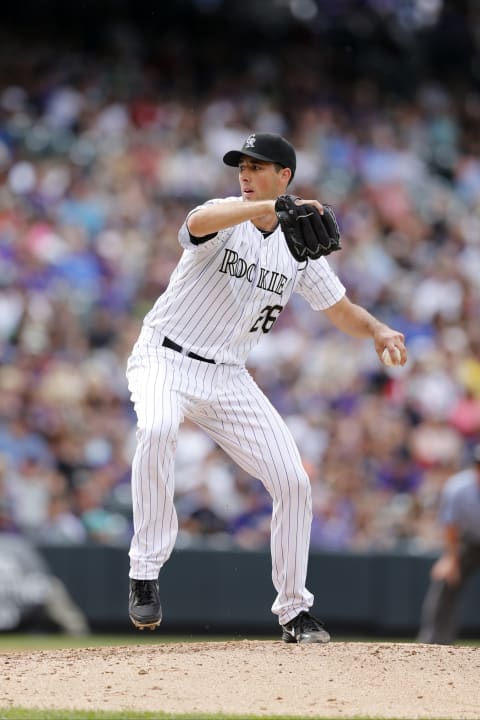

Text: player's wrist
xmin=445 ymin=549 xmax=459 ymax=560
xmin=255 ymin=200 xmax=275 ymax=214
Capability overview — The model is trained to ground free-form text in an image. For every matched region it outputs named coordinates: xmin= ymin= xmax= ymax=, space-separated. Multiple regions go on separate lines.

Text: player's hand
xmin=431 ymin=555 xmax=461 ymax=585
xmin=275 ymin=195 xmax=341 ymax=262
xmin=373 ymin=326 xmax=407 ymax=366
xmin=294 ymin=198 xmax=324 ymax=214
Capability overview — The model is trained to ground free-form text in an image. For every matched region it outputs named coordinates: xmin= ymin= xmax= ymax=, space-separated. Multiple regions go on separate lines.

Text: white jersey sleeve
xmin=293 ymin=257 xmax=346 ymax=310
xmin=178 ymin=197 xmax=241 ymax=251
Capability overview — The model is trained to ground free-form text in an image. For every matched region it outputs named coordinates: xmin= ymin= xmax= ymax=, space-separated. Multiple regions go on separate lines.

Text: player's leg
xmin=417 ymin=578 xmax=462 ymax=644
xmin=126 ymin=353 xmax=184 ymax=628
xmin=417 ymin=542 xmax=479 ymax=644
xmin=128 ymin=356 xmax=184 ymax=578
xmin=190 ymin=366 xmax=327 ymax=641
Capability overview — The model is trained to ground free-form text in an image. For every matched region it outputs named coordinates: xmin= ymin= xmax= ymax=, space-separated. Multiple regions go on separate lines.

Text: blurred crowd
xmin=1 ymin=14 xmax=480 ymax=557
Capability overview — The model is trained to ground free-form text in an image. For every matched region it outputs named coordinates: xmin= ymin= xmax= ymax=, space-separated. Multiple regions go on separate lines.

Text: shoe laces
xmin=134 ymin=580 xmax=157 ymax=605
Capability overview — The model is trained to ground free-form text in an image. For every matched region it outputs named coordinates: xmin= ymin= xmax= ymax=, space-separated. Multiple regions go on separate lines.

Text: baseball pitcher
xmin=127 ymin=132 xmax=407 ymax=643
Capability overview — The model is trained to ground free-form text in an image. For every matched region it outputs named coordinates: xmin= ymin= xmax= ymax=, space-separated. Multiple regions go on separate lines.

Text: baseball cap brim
xmin=223 ymin=149 xmax=284 ymax=167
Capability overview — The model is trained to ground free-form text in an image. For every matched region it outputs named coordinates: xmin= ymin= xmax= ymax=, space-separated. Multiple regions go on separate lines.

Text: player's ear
xmin=281 ymin=166 xmax=292 ymax=187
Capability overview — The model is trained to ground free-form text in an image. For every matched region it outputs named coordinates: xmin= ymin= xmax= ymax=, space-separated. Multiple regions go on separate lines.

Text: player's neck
xmin=251 ymin=217 xmax=279 ymax=233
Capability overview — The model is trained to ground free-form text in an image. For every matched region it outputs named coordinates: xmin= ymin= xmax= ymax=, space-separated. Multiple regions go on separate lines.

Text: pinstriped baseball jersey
xmin=127 ymin=196 xmax=346 ymax=626
xmin=142 ymin=197 xmax=346 ymax=365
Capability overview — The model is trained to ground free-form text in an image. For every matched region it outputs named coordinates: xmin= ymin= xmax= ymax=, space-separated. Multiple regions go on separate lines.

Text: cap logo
xmin=244 ymin=134 xmax=256 ymax=149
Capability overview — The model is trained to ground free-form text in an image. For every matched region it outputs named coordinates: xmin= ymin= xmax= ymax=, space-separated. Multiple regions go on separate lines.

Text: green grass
xmin=0 ymin=710 xmax=457 ymax=720
xmin=0 ymin=633 xmax=477 ymax=652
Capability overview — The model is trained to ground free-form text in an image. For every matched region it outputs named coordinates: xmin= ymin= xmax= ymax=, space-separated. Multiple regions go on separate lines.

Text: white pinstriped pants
xmin=126 ymin=329 xmax=314 ymax=625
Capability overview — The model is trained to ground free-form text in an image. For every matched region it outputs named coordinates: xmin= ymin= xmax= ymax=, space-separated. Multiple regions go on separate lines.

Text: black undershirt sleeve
xmin=189 ymin=232 xmax=217 ymax=245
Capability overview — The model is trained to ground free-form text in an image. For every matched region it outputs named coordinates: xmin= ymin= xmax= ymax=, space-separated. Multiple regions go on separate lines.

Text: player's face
xmin=238 ymin=157 xmax=289 ymax=201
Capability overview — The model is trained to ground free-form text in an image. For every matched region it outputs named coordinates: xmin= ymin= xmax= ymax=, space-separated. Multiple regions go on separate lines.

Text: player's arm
xmin=431 ymin=524 xmax=461 ymax=585
xmin=187 ymin=199 xmax=275 ymax=237
xmin=323 ymin=295 xmax=407 ymax=365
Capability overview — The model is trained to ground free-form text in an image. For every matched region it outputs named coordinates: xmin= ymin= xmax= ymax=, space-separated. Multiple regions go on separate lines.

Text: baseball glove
xmin=275 ymin=195 xmax=341 ymax=262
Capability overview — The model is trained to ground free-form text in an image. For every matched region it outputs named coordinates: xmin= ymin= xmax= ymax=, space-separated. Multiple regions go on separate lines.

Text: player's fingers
xmin=386 ymin=343 xmax=407 ymax=366
xmin=394 ymin=335 xmax=407 ymax=365
xmin=295 ymin=199 xmax=324 ymax=214
xmin=386 ymin=331 xmax=407 ymax=364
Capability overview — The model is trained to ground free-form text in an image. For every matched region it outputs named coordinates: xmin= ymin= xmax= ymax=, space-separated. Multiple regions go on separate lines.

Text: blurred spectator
xmin=36 ymin=486 xmax=88 ymax=545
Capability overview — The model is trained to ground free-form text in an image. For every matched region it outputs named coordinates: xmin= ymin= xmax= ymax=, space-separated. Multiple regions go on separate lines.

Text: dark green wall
xmin=39 ymin=546 xmax=480 ymax=637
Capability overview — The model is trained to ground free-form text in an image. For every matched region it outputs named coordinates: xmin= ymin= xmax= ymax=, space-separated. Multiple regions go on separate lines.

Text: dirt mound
xmin=1 ymin=640 xmax=479 ymax=718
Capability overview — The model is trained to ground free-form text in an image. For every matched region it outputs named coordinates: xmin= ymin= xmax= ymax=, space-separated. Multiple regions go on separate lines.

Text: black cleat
xmin=281 ymin=611 xmax=330 ymax=644
xmin=129 ymin=579 xmax=162 ymax=630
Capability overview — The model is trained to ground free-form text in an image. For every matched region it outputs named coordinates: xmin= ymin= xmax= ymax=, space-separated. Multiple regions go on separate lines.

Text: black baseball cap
xmin=223 ymin=132 xmax=296 ymax=179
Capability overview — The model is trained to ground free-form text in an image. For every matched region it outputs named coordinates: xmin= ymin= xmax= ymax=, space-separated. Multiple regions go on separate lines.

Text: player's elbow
xmin=187 ymin=211 xmax=212 ymax=237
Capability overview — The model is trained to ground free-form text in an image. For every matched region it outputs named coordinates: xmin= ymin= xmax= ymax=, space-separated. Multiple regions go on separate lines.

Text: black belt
xmin=162 ymin=336 xmax=215 ymax=364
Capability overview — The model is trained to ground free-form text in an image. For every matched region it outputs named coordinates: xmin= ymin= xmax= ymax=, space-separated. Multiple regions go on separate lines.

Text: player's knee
xmin=277 ymin=466 xmax=311 ymax=503
xmin=136 ymin=421 xmax=176 ymax=450
xmin=297 ymin=471 xmax=312 ymax=504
